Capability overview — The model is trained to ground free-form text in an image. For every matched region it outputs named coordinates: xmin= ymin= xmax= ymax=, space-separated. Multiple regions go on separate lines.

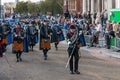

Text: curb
xmin=81 ymin=47 xmax=120 ymax=59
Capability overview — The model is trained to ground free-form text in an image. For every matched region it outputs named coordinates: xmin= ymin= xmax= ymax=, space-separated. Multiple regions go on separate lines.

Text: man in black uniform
xmin=66 ymin=25 xmax=80 ymax=74
xmin=39 ymin=20 xmax=52 ymax=60
xmin=12 ymin=24 xmax=25 ymax=62
xmin=1 ymin=21 xmax=10 ymax=50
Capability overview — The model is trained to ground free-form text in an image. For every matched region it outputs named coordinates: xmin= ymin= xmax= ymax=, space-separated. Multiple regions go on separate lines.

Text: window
xmin=68 ymin=0 xmax=76 ymax=11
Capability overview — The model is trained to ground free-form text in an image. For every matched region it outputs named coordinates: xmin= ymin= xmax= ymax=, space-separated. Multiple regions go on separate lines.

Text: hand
xmin=50 ymin=33 xmax=52 ymax=35
xmin=57 ymin=31 xmax=61 ymax=34
xmin=15 ymin=34 xmax=18 ymax=37
xmin=79 ymin=31 xmax=82 ymax=35
xmin=48 ymin=35 xmax=51 ymax=37
xmin=57 ymin=32 xmax=60 ymax=34
xmin=4 ymin=32 xmax=7 ymax=35
xmin=32 ymin=32 xmax=35 ymax=35
xmin=21 ymin=37 xmax=24 ymax=39
xmin=68 ymin=41 xmax=71 ymax=45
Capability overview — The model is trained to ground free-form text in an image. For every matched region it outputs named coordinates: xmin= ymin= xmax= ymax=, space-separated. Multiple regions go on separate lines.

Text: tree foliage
xmin=14 ymin=0 xmax=64 ymax=14
xmin=14 ymin=1 xmax=28 ymax=14
xmin=40 ymin=0 xmax=64 ymax=14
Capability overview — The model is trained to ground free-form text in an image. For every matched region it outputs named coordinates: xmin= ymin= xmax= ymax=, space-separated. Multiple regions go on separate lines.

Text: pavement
xmin=62 ymin=40 xmax=120 ymax=59
xmin=81 ymin=47 xmax=120 ymax=59
xmin=0 ymin=41 xmax=120 ymax=80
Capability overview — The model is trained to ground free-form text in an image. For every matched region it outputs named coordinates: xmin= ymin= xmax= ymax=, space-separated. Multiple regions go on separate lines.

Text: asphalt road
xmin=0 ymin=41 xmax=120 ymax=80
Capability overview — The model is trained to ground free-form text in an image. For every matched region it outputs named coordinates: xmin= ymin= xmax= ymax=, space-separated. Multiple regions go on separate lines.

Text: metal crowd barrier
xmin=84 ymin=35 xmax=105 ymax=48
xmin=111 ymin=37 xmax=120 ymax=51
xmin=84 ymin=35 xmax=92 ymax=47
xmin=98 ymin=38 xmax=106 ymax=47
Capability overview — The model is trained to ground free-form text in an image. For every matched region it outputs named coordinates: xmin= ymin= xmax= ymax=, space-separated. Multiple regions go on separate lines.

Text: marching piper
xmin=0 ymin=33 xmax=5 ymax=57
xmin=1 ymin=21 xmax=10 ymax=51
xmin=66 ymin=25 xmax=81 ymax=74
xmin=12 ymin=24 xmax=25 ymax=62
xmin=39 ymin=20 xmax=52 ymax=60
xmin=51 ymin=22 xmax=65 ymax=50
xmin=28 ymin=23 xmax=37 ymax=51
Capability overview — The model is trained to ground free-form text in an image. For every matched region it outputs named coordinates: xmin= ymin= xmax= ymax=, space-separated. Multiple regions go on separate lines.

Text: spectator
xmin=117 ymin=22 xmax=120 ymax=38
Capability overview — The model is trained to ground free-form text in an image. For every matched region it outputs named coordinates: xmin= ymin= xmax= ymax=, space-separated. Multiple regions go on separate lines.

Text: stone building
xmin=64 ymin=0 xmax=82 ymax=14
xmin=64 ymin=0 xmax=120 ymax=14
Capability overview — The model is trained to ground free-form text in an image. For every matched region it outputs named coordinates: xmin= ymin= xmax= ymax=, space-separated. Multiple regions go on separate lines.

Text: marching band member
xmin=66 ymin=25 xmax=81 ymax=74
xmin=51 ymin=22 xmax=65 ymax=50
xmin=22 ymin=22 xmax=29 ymax=52
xmin=28 ymin=22 xmax=37 ymax=51
xmin=1 ymin=21 xmax=10 ymax=51
xmin=0 ymin=33 xmax=5 ymax=57
xmin=39 ymin=20 xmax=52 ymax=60
xmin=12 ymin=24 xmax=25 ymax=62
xmin=0 ymin=24 xmax=3 ymax=57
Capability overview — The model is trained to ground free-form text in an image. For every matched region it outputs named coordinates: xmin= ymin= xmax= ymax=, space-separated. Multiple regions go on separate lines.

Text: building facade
xmin=83 ymin=0 xmax=120 ymax=14
xmin=64 ymin=0 xmax=82 ymax=14
xmin=64 ymin=0 xmax=120 ymax=14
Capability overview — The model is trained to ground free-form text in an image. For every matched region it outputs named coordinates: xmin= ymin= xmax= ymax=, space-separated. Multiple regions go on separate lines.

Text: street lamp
xmin=64 ymin=0 xmax=70 ymax=19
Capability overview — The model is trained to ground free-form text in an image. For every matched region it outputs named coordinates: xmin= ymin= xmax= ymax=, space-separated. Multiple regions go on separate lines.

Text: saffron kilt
xmin=2 ymin=37 xmax=8 ymax=44
xmin=40 ymin=38 xmax=51 ymax=49
xmin=12 ymin=41 xmax=23 ymax=51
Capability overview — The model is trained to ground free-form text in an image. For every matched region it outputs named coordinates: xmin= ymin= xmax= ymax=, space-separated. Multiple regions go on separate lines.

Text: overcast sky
xmin=1 ymin=0 xmax=41 ymax=4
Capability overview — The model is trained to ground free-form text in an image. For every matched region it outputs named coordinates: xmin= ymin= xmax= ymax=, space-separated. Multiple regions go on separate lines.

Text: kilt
xmin=12 ymin=41 xmax=23 ymax=51
xmin=2 ymin=37 xmax=8 ymax=44
xmin=41 ymin=39 xmax=51 ymax=49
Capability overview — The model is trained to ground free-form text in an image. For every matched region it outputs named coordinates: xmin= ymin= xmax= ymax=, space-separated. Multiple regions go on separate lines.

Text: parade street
xmin=0 ymin=42 xmax=120 ymax=80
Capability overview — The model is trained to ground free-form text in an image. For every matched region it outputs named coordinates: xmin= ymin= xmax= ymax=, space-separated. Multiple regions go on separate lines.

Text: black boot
xmin=16 ymin=52 xmax=19 ymax=62
xmin=55 ymin=43 xmax=58 ymax=50
xmin=70 ymin=71 xmax=74 ymax=74
xmin=32 ymin=46 xmax=34 ymax=51
xmin=43 ymin=49 xmax=48 ymax=60
xmin=19 ymin=51 xmax=22 ymax=62
xmin=74 ymin=70 xmax=80 ymax=74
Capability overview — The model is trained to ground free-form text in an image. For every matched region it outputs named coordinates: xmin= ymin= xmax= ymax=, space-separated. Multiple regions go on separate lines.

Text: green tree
xmin=14 ymin=2 xmax=28 ymax=14
xmin=39 ymin=0 xmax=64 ymax=14
xmin=14 ymin=0 xmax=64 ymax=14
xmin=27 ymin=2 xmax=38 ymax=13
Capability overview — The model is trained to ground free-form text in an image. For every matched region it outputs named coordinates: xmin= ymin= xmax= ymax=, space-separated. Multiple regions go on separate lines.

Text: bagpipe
xmin=13 ymin=33 xmax=23 ymax=44
xmin=66 ymin=25 xmax=85 ymax=68
xmin=68 ymin=26 xmax=86 ymax=48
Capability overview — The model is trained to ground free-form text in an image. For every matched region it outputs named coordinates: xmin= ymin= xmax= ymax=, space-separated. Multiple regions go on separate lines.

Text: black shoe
xmin=74 ymin=70 xmax=80 ymax=74
xmin=44 ymin=57 xmax=47 ymax=60
xmin=19 ymin=58 xmax=22 ymax=62
xmin=16 ymin=59 xmax=19 ymax=62
xmin=56 ymin=48 xmax=58 ymax=50
xmin=70 ymin=71 xmax=74 ymax=74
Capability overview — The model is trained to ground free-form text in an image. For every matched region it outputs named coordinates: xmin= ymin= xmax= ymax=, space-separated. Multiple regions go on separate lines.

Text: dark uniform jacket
xmin=39 ymin=25 xmax=52 ymax=50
